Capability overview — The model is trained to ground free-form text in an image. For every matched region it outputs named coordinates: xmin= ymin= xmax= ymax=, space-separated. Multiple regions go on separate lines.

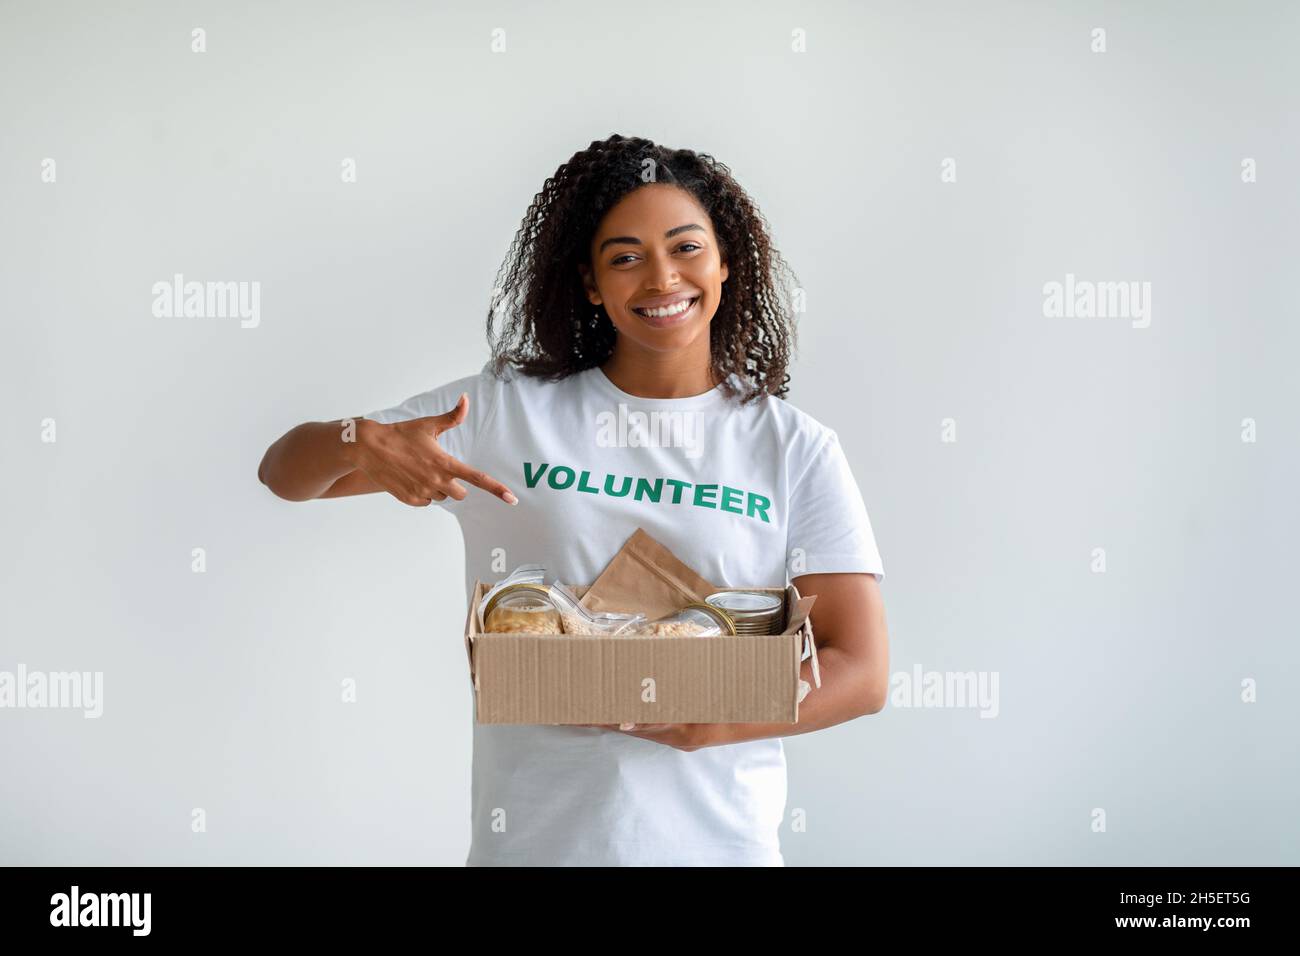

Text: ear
xmin=577 ymin=263 xmax=602 ymax=305
xmin=720 ymin=260 xmax=729 ymax=284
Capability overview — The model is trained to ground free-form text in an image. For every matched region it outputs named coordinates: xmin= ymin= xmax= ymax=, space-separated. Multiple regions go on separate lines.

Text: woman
xmin=257 ymin=134 xmax=890 ymax=867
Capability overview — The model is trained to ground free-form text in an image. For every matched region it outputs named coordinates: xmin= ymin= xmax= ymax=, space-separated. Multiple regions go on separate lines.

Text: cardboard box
xmin=463 ymin=582 xmax=820 ymax=724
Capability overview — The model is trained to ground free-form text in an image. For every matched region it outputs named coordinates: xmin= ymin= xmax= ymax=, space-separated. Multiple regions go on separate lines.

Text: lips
xmin=632 ymin=295 xmax=700 ymax=320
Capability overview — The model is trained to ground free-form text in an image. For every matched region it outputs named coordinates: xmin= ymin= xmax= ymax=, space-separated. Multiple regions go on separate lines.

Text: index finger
xmin=442 ymin=454 xmax=518 ymax=505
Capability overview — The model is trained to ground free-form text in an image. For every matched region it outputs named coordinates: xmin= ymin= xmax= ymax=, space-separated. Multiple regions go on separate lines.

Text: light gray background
xmin=2 ymin=0 xmax=1297 ymax=865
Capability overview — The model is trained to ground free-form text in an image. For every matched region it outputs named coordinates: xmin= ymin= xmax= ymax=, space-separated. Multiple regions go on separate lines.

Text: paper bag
xmin=579 ymin=527 xmax=716 ymax=619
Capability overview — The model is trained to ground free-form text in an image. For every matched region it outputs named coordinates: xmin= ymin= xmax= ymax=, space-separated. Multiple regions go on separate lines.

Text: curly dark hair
xmin=486 ymin=134 xmax=800 ymax=404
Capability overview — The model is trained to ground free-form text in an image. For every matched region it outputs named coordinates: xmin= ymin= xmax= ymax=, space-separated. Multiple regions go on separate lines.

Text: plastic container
xmin=548 ymin=582 xmax=646 ymax=636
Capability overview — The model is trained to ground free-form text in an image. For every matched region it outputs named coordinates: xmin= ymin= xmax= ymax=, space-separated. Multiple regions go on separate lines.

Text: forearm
xmin=707 ymin=643 xmax=886 ymax=747
xmin=258 ymin=418 xmax=364 ymax=501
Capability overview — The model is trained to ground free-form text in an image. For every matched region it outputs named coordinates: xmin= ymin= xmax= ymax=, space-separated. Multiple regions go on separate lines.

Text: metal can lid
xmin=483 ymin=583 xmax=554 ymax=620
xmin=706 ymin=591 xmax=783 ymax=614
xmin=681 ymin=602 xmax=737 ymax=635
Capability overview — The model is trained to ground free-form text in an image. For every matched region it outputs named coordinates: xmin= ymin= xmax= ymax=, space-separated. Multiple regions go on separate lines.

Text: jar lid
xmin=681 ymin=602 xmax=737 ymax=635
xmin=483 ymin=583 xmax=554 ymax=620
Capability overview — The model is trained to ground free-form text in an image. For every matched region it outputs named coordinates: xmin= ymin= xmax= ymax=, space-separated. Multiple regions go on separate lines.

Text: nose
xmin=643 ymin=250 xmax=679 ymax=292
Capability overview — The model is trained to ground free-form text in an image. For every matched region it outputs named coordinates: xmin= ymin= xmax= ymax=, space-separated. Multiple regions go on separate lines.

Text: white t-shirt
xmin=366 ymin=361 xmax=885 ymax=866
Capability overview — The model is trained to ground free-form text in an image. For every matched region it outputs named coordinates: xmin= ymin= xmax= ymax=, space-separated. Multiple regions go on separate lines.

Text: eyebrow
xmin=598 ymin=223 xmax=705 ymax=253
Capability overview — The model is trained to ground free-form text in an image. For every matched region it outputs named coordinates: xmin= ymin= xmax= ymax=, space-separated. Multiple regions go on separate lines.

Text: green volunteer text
xmin=522 ymin=461 xmax=772 ymax=523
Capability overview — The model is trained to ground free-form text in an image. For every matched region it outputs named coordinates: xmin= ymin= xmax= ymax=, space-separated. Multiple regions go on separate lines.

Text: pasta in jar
xmin=483 ymin=584 xmax=563 ymax=634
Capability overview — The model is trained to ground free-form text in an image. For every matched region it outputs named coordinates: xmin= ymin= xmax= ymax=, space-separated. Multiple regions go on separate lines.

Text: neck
xmin=600 ymin=340 xmax=719 ymax=400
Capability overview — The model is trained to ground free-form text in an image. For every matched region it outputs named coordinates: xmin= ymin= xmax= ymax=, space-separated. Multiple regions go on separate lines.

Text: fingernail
xmin=504 ymin=492 xmax=518 ymax=505
xmin=619 ymin=722 xmax=635 ymax=731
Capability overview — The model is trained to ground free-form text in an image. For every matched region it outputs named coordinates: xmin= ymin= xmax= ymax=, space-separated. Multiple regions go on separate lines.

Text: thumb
xmin=427 ymin=392 xmax=469 ymax=433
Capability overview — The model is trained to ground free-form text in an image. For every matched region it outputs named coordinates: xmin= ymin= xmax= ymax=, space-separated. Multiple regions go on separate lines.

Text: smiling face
xmin=579 ymin=183 xmax=729 ymax=357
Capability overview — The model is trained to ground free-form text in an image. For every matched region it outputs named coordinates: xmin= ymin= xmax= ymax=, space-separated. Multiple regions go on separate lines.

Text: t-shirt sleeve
xmin=785 ymin=429 xmax=885 ymax=582
xmin=362 ymin=363 xmax=500 ymax=467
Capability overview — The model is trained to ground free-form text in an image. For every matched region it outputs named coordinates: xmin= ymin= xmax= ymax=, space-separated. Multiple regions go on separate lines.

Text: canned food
xmin=637 ymin=602 xmax=737 ymax=637
xmin=704 ymin=590 xmax=784 ymax=635
xmin=483 ymin=583 xmax=563 ymax=634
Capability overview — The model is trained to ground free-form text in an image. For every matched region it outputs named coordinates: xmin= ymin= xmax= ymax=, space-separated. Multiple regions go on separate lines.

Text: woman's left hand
xmin=575 ymin=722 xmax=719 ymax=751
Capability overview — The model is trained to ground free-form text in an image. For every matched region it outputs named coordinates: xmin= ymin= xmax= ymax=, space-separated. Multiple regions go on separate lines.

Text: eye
xmin=611 ymin=254 xmax=637 ymax=265
xmin=677 ymin=242 xmax=702 ymax=253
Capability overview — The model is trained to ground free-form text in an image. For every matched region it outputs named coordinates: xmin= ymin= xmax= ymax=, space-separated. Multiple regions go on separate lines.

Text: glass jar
xmin=478 ymin=563 xmax=546 ymax=621
xmin=638 ymin=602 xmax=737 ymax=637
xmin=482 ymin=583 xmax=563 ymax=634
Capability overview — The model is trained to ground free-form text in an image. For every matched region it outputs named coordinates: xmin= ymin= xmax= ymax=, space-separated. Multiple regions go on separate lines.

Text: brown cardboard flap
xmin=786 ymin=594 xmax=821 ymax=690
xmin=804 ymin=619 xmax=821 ymax=689
xmin=465 ymin=582 xmax=485 ymax=687
xmin=784 ymin=595 xmax=816 ymax=635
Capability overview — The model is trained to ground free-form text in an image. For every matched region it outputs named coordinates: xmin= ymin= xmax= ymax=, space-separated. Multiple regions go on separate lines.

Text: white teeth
xmin=636 ymin=298 xmax=695 ymax=318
